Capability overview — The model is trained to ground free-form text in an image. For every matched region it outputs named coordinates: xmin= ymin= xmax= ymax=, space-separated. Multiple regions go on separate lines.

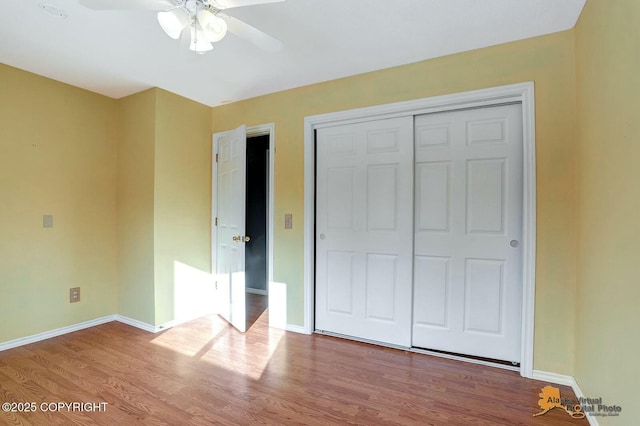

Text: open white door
xmin=213 ymin=125 xmax=248 ymax=332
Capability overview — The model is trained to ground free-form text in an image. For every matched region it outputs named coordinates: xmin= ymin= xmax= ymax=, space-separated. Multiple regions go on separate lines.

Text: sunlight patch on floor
xmin=199 ymin=310 xmax=286 ymax=381
xmin=150 ymin=315 xmax=231 ymax=357
xmin=149 ymin=311 xmax=285 ymax=381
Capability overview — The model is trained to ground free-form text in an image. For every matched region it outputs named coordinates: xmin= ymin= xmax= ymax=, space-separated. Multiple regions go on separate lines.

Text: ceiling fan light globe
xmin=190 ymin=25 xmax=214 ymax=54
xmin=197 ymin=10 xmax=228 ymax=42
xmin=157 ymin=8 xmax=190 ymax=39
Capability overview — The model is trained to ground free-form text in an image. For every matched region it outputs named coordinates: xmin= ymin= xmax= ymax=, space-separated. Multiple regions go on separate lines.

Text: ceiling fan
xmin=78 ymin=0 xmax=285 ymax=54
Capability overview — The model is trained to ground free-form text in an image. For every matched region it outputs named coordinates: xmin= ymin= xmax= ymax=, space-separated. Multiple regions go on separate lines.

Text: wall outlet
xmin=70 ymin=287 xmax=80 ymax=303
xmin=43 ymin=215 xmax=53 ymax=228
xmin=285 ymin=213 xmax=293 ymax=229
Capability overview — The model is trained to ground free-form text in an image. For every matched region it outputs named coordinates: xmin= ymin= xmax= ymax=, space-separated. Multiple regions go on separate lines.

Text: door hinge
xmin=215 ymin=153 xmax=219 ymax=163
xmin=215 ymin=217 xmax=218 ymax=226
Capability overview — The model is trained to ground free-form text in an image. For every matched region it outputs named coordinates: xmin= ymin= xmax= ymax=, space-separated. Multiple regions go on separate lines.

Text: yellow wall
xmin=116 ymin=88 xmax=213 ymax=326
xmin=153 ymin=89 xmax=213 ymax=325
xmin=0 ymin=72 xmax=213 ymax=334
xmin=0 ymin=64 xmax=118 ymax=341
xmin=116 ymin=89 xmax=157 ymax=324
xmin=212 ymin=30 xmax=578 ymax=374
xmin=575 ymin=0 xmax=640 ymax=421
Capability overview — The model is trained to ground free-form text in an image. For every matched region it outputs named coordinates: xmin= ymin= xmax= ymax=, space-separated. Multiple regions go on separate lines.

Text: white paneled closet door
xmin=412 ymin=104 xmax=523 ymax=362
xmin=315 ymin=116 xmax=414 ymax=347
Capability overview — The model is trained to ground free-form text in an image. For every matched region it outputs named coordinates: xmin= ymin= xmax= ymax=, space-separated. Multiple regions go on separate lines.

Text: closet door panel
xmin=412 ymin=104 xmax=523 ymax=363
xmin=316 ymin=116 xmax=414 ymax=347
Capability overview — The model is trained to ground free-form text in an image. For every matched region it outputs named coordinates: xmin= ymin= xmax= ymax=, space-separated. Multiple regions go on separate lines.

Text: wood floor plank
xmin=1 ymin=296 xmax=588 ymax=425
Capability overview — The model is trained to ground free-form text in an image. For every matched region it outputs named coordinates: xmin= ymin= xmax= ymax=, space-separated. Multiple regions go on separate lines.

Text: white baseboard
xmin=0 ymin=313 xmax=213 ymax=352
xmin=153 ymin=311 xmax=216 ymax=332
xmin=570 ymin=378 xmax=599 ymax=426
xmin=531 ymin=370 xmax=575 ymax=386
xmin=2 ymin=311 xmax=294 ymax=351
xmin=0 ymin=315 xmax=117 ymax=352
xmin=246 ymin=288 xmax=268 ymax=296
xmin=532 ymin=370 xmax=599 ymax=426
xmin=114 ymin=315 xmax=197 ymax=333
xmin=114 ymin=315 xmax=158 ymax=333
xmin=286 ymin=324 xmax=309 ymax=334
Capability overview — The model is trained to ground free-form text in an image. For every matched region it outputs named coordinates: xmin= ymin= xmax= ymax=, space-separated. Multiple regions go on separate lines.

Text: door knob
xmin=243 ymin=235 xmax=251 ymax=243
xmin=232 ymin=235 xmax=251 ymax=243
xmin=510 ymin=240 xmax=519 ymax=248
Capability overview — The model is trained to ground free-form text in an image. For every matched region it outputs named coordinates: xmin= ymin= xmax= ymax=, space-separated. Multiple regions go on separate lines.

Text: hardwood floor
xmin=246 ymin=293 xmax=268 ymax=332
xmin=0 ymin=306 xmax=587 ymax=425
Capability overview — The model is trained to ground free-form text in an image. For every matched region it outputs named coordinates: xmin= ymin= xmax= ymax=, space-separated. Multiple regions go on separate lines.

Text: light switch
xmin=43 ymin=215 xmax=53 ymax=228
xmin=70 ymin=287 xmax=80 ymax=303
xmin=285 ymin=213 xmax=293 ymax=229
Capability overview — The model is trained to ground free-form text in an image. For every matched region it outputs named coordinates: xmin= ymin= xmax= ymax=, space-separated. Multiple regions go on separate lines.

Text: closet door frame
xmin=303 ymin=82 xmax=537 ymax=378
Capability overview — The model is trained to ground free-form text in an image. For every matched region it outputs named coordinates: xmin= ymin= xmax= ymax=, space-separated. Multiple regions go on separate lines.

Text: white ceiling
xmin=0 ymin=0 xmax=586 ymax=107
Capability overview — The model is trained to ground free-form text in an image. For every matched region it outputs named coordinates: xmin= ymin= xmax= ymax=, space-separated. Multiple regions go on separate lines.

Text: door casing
xmin=303 ymin=82 xmax=537 ymax=378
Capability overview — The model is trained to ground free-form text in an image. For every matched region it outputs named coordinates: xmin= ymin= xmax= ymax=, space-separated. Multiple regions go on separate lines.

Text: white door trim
xmin=303 ymin=82 xmax=536 ymax=378
xmin=212 ymin=123 xmax=276 ymax=324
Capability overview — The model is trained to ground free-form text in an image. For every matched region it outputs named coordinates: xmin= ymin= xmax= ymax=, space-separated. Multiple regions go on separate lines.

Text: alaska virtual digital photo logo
xmin=533 ymin=385 xmax=623 ymax=419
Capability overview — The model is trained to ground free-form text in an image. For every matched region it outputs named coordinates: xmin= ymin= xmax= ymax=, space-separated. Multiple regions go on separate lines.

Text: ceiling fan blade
xmin=222 ymin=14 xmax=283 ymax=52
xmin=211 ymin=0 xmax=284 ymax=10
xmin=78 ymin=0 xmax=173 ymax=11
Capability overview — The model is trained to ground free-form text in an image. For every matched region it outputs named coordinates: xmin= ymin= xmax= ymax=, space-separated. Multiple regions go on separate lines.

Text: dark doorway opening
xmin=245 ymin=134 xmax=269 ymax=330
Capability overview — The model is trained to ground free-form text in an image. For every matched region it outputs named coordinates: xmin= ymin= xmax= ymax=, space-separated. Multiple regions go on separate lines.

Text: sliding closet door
xmin=315 ymin=117 xmax=414 ymax=347
xmin=412 ymin=104 xmax=523 ymax=362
